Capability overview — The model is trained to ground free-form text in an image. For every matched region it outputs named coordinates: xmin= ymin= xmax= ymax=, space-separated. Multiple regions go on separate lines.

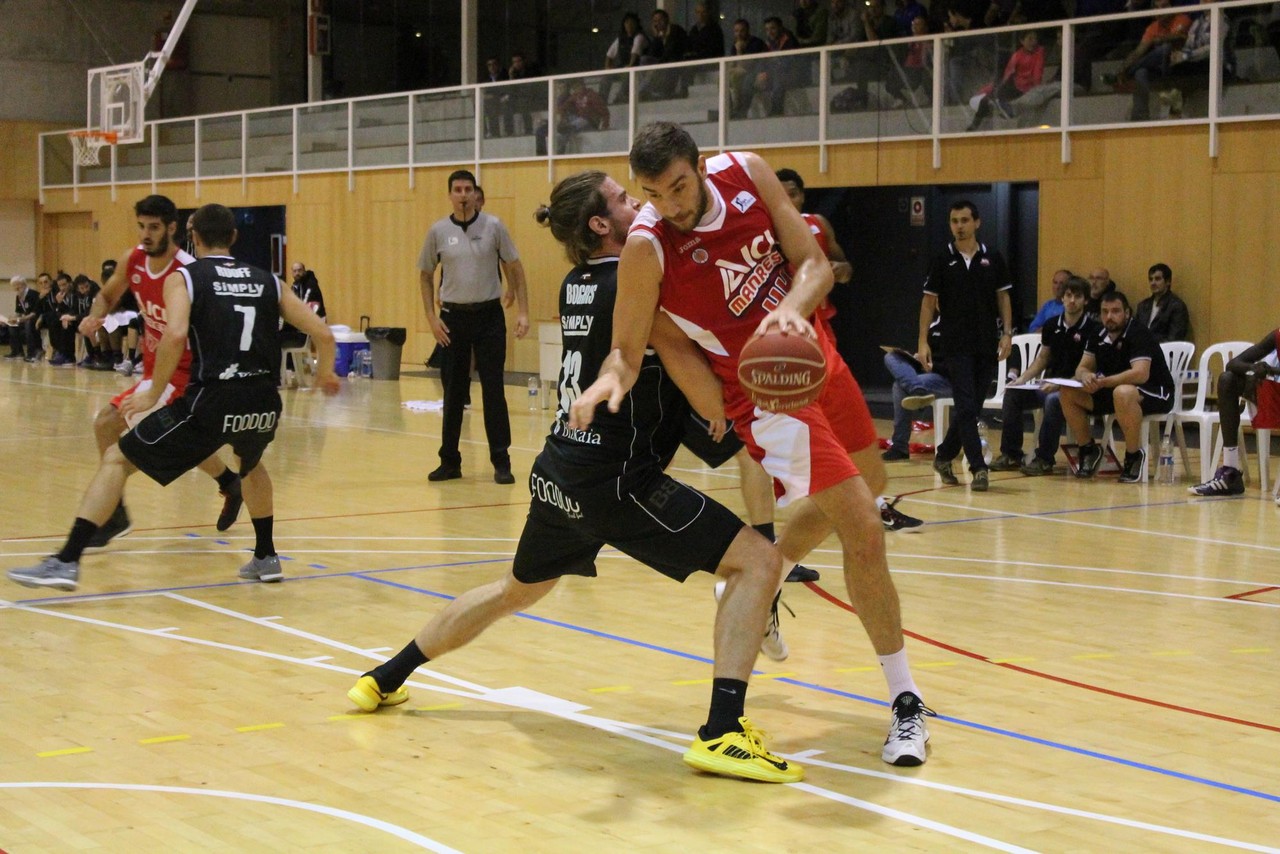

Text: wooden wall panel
xmin=35 ymin=119 xmax=1280 ymax=371
xmin=0 ymin=123 xmax=65 ymax=200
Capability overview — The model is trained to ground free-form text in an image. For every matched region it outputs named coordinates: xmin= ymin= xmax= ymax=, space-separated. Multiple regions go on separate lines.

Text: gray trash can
xmin=365 ymin=327 xmax=407 ymax=380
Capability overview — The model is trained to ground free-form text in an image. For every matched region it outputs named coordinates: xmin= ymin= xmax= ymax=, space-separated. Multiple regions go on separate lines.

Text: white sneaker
xmin=881 ymin=691 xmax=935 ymax=766
xmin=114 ymin=358 xmax=133 ymax=375
xmin=713 ymin=582 xmax=790 ymax=662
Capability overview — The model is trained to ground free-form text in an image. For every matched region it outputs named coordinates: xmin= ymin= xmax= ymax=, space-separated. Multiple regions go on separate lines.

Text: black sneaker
xmin=971 ymin=468 xmax=989 ymax=491
xmin=1118 ymin=449 xmax=1146 ymax=483
xmin=428 ymin=464 xmax=462 ymax=482
xmin=86 ymin=503 xmax=132 ymax=550
xmin=881 ymin=498 xmax=923 ymax=531
xmin=1075 ymin=442 xmax=1103 ymax=478
xmin=988 ymin=453 xmax=1022 ymax=472
xmin=216 ymin=475 xmax=243 ymax=532
xmin=785 ymin=564 xmax=819 ymax=582
xmin=1020 ymin=457 xmax=1055 ymax=476
xmin=1188 ymin=466 xmax=1245 ymax=496
xmin=932 ymin=456 xmax=959 ymax=485
xmin=881 ymin=447 xmax=911 ymax=462
xmin=493 ymin=465 xmax=515 ymax=485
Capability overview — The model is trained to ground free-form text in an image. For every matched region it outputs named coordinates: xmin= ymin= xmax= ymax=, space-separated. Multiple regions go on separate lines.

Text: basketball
xmin=737 ymin=331 xmax=827 ymax=412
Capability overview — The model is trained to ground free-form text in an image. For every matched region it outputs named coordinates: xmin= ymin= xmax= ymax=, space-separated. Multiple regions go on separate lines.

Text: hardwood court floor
xmin=2 ymin=361 xmax=1277 ymax=852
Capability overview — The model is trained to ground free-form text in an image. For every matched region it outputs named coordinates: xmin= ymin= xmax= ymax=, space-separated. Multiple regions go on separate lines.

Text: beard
xmin=145 ymin=233 xmax=171 ymax=257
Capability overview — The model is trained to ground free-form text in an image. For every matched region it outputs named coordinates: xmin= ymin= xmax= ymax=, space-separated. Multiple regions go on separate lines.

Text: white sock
xmin=878 ymin=648 xmax=921 ymax=702
xmin=875 ymin=496 xmax=888 ymax=511
xmin=1223 ymin=446 xmax=1241 ymax=470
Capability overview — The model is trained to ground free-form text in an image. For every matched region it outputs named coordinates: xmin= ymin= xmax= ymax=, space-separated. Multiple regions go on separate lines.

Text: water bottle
xmin=527 ymin=376 xmax=540 ymax=410
xmin=977 ymin=421 xmax=992 ymax=465
xmin=360 ymin=349 xmax=374 ymax=378
xmin=1157 ymin=436 xmax=1176 ymax=485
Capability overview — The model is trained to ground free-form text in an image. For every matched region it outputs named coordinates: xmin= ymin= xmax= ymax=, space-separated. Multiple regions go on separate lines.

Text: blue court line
xmin=351 ymin=572 xmax=1280 ymax=806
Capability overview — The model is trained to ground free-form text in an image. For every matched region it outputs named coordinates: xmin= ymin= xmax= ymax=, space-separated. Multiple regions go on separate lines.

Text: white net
xmin=69 ymin=132 xmax=114 ymax=167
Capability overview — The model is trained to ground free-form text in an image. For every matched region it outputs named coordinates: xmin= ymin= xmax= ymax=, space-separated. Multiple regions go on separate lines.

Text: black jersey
xmin=543 ymin=256 xmax=688 ymax=486
xmin=179 ymin=255 xmax=282 ymax=383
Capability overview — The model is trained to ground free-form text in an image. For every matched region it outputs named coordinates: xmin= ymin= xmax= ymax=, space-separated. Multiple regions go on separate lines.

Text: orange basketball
xmin=737 ymin=331 xmax=827 ymax=412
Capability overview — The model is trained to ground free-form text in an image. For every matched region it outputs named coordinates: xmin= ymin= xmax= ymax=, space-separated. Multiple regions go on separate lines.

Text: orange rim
xmin=68 ymin=130 xmax=118 ymax=143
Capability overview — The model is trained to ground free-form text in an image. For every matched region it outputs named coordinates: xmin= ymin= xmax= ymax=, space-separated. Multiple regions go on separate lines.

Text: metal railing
xmin=40 ymin=0 xmax=1280 ymax=195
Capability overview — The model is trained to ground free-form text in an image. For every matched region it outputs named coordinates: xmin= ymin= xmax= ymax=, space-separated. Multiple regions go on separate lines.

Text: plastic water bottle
xmin=527 ymin=376 xmax=540 ymax=410
xmin=357 ymin=350 xmax=373 ymax=378
xmin=977 ymin=421 xmax=992 ymax=465
xmin=1157 ymin=436 xmax=1176 ymax=484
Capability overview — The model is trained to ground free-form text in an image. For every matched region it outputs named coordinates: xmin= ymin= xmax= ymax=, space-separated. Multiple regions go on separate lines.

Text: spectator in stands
xmin=1115 ymin=0 xmax=1192 ymax=120
xmin=756 ymin=16 xmax=802 ymax=116
xmin=885 ymin=13 xmax=933 ymax=106
xmin=685 ymin=2 xmax=724 ymax=60
xmin=505 ymin=52 xmax=543 ymax=135
xmin=71 ymin=275 xmax=99 ymax=367
xmin=1058 ymin=290 xmax=1176 ymax=483
xmin=989 ymin=276 xmax=1101 ymax=475
xmin=1073 ymin=0 xmax=1128 ymax=90
xmin=883 ymin=320 xmax=953 ymax=461
xmin=1156 ymin=0 xmax=1219 ymax=118
xmin=46 ymin=272 xmax=78 ymax=366
xmin=605 ymin=11 xmax=649 ymax=71
xmin=29 ymin=272 xmax=55 ymax=362
xmin=550 ymin=78 xmax=611 ymax=153
xmin=967 ymin=29 xmax=1046 ymax=130
xmin=828 ymin=0 xmax=865 ymax=44
xmin=944 ymin=3 xmax=995 ymax=109
xmin=639 ymin=9 xmax=690 ymax=100
xmin=482 ymin=56 xmax=509 ymax=138
xmin=7 ymin=275 xmax=41 ymax=361
xmin=1188 ymin=328 xmax=1280 ymax=497
xmin=1085 ymin=266 xmax=1116 ymax=317
xmin=1029 ymin=268 xmax=1071 ymax=332
xmin=894 ymin=0 xmax=929 ymax=35
xmin=795 ymin=0 xmax=830 ymax=47
xmin=728 ymin=19 xmax=769 ymax=118
xmin=1134 ymin=262 xmax=1190 ymax=342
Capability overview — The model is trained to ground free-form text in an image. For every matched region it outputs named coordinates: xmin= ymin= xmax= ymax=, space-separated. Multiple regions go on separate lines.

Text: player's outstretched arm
xmin=569 ymin=233 xmax=662 ymax=430
xmin=80 ymin=250 xmax=132 ymax=337
xmin=650 ymin=311 xmax=727 ymax=439
xmin=121 ymin=271 xmax=189 ymax=421
xmin=281 ymin=288 xmax=340 ymax=395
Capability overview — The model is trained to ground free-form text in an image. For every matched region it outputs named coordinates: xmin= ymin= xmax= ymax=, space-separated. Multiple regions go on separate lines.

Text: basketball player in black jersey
xmin=347 ymin=171 xmax=803 ymax=784
xmin=7 ymin=204 xmax=338 ymax=592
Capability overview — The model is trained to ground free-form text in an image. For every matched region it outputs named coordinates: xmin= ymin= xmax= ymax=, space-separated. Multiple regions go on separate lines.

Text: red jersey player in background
xmin=78 ymin=195 xmax=243 ymax=547
xmin=570 ymin=121 xmax=935 ymax=767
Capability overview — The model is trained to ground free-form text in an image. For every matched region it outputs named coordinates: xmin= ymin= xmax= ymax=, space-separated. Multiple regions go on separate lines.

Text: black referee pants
xmin=936 ymin=351 xmax=996 ymax=471
xmin=438 ymin=300 xmax=511 ymax=469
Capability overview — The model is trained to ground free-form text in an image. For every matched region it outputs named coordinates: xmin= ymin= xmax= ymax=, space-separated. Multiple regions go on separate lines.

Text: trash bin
xmin=365 ymin=326 xmax=407 ymax=380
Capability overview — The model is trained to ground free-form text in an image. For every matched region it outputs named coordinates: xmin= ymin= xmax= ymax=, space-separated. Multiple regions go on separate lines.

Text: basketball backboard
xmin=87 ymin=62 xmax=146 ymax=144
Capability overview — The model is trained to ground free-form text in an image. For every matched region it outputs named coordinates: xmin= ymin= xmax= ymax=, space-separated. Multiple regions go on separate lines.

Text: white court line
xmin=907 ymin=496 xmax=1280 ymax=554
xmin=885 ymin=551 xmax=1280 ymax=589
xmin=9 ymin=594 xmax=1269 ymax=851
xmin=0 ymin=549 xmax=518 ymax=559
xmin=0 ymin=782 xmax=458 ymax=852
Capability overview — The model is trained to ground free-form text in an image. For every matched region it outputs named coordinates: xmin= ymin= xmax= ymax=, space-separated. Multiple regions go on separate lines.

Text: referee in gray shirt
xmin=418 ymin=169 xmax=530 ymax=484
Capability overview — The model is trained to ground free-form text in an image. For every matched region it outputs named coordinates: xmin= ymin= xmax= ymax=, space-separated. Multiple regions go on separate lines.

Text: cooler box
xmin=333 ymin=330 xmax=369 ymax=376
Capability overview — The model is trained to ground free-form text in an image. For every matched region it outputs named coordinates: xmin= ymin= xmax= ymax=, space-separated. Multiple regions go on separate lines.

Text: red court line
xmin=1225 ymin=585 xmax=1280 ymax=601
xmin=805 ymin=581 xmax=1280 ymax=734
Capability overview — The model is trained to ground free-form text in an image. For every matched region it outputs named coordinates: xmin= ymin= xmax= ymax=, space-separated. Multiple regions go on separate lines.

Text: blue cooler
xmin=333 ymin=330 xmax=369 ymax=376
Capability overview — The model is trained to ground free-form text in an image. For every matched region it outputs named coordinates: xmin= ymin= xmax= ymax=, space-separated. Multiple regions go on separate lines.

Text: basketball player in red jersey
xmin=570 ymin=122 xmax=934 ymax=766
xmin=78 ymin=195 xmax=243 ymax=546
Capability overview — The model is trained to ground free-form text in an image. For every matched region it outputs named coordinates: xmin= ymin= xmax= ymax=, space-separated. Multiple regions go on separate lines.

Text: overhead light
xmin=591 ymin=27 xmax=599 ymax=33
xmin=414 ymin=31 xmax=422 ymax=38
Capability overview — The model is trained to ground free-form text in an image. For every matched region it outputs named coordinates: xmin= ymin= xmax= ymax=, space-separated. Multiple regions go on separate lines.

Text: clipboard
xmin=880 ymin=345 xmax=923 ymax=373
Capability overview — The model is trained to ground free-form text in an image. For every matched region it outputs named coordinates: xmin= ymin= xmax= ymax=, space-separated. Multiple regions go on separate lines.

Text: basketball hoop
xmin=68 ymin=130 xmax=118 ymax=167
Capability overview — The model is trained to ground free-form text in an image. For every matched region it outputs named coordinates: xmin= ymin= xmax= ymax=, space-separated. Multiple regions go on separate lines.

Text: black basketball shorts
xmin=511 ymin=456 xmax=746 ymax=585
xmin=119 ymin=378 xmax=283 ymax=485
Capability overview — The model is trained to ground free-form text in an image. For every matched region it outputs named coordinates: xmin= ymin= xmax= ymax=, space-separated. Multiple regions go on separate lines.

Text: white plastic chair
xmin=1174 ymin=341 xmax=1251 ymax=483
xmin=280 ymin=335 xmax=313 ymax=389
xmin=1104 ymin=340 xmax=1195 ymax=480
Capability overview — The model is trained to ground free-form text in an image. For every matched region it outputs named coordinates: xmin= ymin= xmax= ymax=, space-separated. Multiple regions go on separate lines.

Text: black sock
xmin=251 ymin=515 xmax=275 ymax=559
xmin=214 ymin=467 xmax=237 ymax=491
xmin=368 ymin=639 xmax=429 ymax=692
xmin=701 ymin=677 xmax=748 ymax=739
xmin=751 ymin=522 xmax=775 ymax=542
xmin=57 ymin=518 xmax=99 ymax=563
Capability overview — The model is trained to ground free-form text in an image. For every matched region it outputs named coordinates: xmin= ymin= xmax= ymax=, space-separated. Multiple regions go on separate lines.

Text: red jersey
xmin=126 ymin=244 xmax=196 ymax=378
xmin=632 ymin=152 xmax=824 ymax=420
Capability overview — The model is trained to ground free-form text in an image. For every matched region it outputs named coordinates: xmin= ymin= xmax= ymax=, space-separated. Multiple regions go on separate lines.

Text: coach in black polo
xmin=418 ymin=169 xmax=530 ymax=484
xmin=917 ymin=200 xmax=1013 ymax=492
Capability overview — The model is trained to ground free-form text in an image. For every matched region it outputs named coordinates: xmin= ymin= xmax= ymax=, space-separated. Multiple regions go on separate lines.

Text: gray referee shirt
xmin=417 ymin=212 xmax=520 ymax=304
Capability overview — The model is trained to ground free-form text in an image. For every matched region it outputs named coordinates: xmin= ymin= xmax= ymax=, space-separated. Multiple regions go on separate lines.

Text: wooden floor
xmin=2 ymin=361 xmax=1278 ymax=852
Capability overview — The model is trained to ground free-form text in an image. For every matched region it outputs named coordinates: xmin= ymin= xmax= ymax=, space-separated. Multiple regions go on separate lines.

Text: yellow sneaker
xmin=682 ymin=717 xmax=803 ymax=783
xmin=347 ymin=674 xmax=410 ymax=712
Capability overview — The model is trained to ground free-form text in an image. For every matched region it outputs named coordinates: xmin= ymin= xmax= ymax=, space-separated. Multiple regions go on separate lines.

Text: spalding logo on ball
xmin=737 ymin=331 xmax=827 ymax=412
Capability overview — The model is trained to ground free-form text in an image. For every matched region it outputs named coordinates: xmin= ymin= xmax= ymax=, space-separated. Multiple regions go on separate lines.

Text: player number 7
xmin=233 ymin=305 xmax=256 ymax=351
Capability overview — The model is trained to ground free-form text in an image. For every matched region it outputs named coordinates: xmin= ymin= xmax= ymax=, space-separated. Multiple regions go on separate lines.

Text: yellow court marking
xmin=752 ymin=672 xmax=796 ymax=680
xmin=990 ymin=657 xmax=1036 ymax=664
xmin=235 ymin=723 xmax=286 ymax=733
xmin=139 ymin=734 xmax=191 ymax=745
xmin=1072 ymin=653 xmax=1116 ymax=660
xmin=834 ymin=666 xmax=878 ymax=673
xmin=328 ymin=713 xmax=370 ymax=721
xmin=36 ymin=746 xmax=93 ymax=758
xmin=917 ymin=661 xmax=960 ymax=669
xmin=1231 ymin=648 xmax=1272 ymax=654
xmin=672 ymin=678 xmax=713 ymax=686
xmin=413 ymin=703 xmax=464 ymax=711
xmin=588 ymin=685 xmax=632 ymax=694
xmin=1151 ymin=650 xmax=1193 ymax=657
